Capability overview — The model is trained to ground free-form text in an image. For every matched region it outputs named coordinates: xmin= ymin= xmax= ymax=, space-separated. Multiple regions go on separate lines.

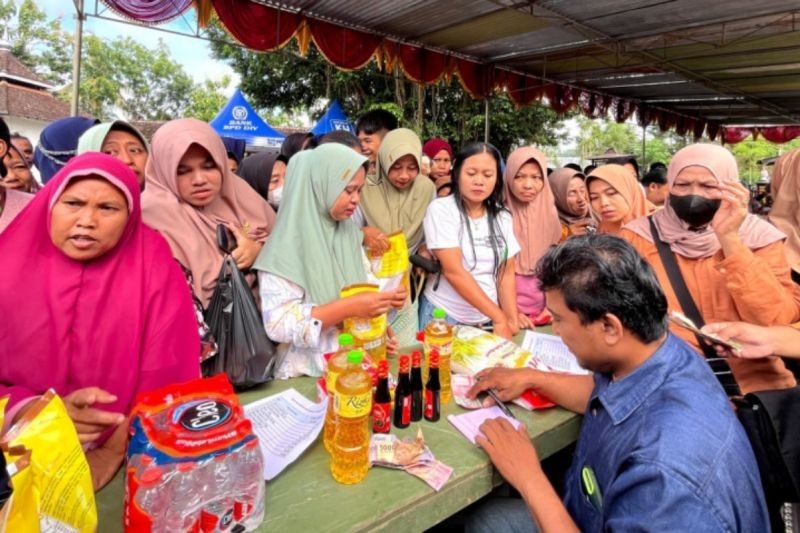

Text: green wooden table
xmin=96 ymin=331 xmax=582 ymax=532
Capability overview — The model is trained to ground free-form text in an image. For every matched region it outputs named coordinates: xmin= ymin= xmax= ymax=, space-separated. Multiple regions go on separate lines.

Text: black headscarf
xmin=239 ymin=151 xmax=280 ymax=200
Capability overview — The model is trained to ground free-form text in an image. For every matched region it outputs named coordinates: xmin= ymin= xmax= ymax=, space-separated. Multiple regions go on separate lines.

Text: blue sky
xmin=37 ymin=0 xmax=239 ymax=92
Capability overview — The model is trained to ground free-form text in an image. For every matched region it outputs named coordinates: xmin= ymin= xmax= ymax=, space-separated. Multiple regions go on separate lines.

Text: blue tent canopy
xmin=210 ymin=89 xmax=285 ymax=148
xmin=311 ymin=100 xmax=355 ymax=136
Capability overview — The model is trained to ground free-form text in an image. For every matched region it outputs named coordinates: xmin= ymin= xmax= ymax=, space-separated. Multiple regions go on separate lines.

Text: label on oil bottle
xmin=335 ymin=391 xmax=372 ymax=418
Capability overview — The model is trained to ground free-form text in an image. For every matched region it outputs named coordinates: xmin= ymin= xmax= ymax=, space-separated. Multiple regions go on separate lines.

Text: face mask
xmin=268 ymin=185 xmax=283 ymax=208
xmin=669 ymin=194 xmax=721 ymax=228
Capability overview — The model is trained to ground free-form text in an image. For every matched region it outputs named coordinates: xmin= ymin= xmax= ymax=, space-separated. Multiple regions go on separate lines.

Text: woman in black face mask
xmin=621 ymin=143 xmax=799 ymax=395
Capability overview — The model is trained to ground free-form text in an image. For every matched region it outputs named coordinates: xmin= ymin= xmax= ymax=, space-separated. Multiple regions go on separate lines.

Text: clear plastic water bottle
xmin=232 ymin=440 xmax=265 ymax=528
xmin=135 ymin=467 xmax=168 ymax=532
xmin=199 ymin=454 xmax=235 ymax=532
xmin=165 ymin=462 xmax=201 ymax=531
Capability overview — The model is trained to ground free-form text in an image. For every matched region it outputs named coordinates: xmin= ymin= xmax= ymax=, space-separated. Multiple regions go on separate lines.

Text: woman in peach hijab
xmin=586 ymin=164 xmax=653 ymax=235
xmin=768 ymin=147 xmax=800 ymax=284
xmin=503 ymin=147 xmax=562 ymax=326
xmin=142 ymin=118 xmax=276 ymax=309
xmin=623 ymin=143 xmax=798 ymax=394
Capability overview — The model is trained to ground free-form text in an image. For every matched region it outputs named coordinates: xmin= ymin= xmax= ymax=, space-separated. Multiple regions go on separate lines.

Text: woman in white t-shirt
xmin=420 ymin=143 xmax=521 ymax=339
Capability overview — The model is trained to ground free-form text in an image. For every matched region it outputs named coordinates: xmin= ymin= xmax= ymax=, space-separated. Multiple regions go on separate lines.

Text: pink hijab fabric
xmin=0 ymin=153 xmax=200 ymax=419
xmin=142 ymin=119 xmax=276 ymax=307
xmin=503 ymin=147 xmax=562 ymax=275
xmin=769 ymin=147 xmax=800 ymax=273
xmin=625 ymin=143 xmax=785 ymax=259
xmin=0 ymin=188 xmax=33 ymax=234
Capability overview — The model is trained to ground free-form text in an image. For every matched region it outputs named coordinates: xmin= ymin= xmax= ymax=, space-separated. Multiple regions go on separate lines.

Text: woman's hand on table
xmin=86 ymin=418 xmax=129 ymax=490
xmin=63 ymin=387 xmax=125 ymax=444
xmin=493 ymin=320 xmax=513 ymax=340
xmin=517 ymin=312 xmax=534 ymax=330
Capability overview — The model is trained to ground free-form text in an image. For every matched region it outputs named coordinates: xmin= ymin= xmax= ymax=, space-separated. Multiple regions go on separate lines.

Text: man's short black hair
xmin=10 ymin=132 xmax=29 ymax=143
xmin=355 ymin=109 xmax=398 ymax=135
xmin=583 ymin=164 xmax=597 ymax=175
xmin=649 ymin=161 xmax=667 ymax=172
xmin=642 ymin=166 xmax=668 ymax=186
xmin=536 ymin=234 xmax=668 ymax=343
xmin=564 ymin=163 xmax=582 ymax=172
xmin=320 ymin=130 xmax=361 ymax=150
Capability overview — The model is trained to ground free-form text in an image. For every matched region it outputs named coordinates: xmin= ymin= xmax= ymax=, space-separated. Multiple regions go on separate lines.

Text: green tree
xmin=0 ymin=0 xmax=72 ymax=85
xmin=576 ymin=117 xmax=638 ymax=161
xmin=206 ymin=27 xmax=562 ymax=155
xmin=74 ymin=35 xmax=195 ymax=120
xmin=185 ymin=75 xmax=231 ymax=121
xmin=731 ymin=137 xmax=800 ymax=183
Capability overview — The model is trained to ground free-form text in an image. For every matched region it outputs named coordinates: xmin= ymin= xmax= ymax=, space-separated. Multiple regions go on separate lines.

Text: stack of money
xmin=369 ymin=429 xmax=453 ymax=491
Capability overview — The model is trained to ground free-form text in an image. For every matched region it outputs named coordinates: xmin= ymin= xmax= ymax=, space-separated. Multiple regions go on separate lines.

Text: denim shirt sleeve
xmin=603 ymin=459 xmax=728 ymax=532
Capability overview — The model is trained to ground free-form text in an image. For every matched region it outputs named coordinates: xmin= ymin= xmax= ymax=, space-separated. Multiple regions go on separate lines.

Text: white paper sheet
xmin=244 ymin=388 xmax=328 ymax=480
xmin=521 ymin=331 xmax=591 ymax=375
xmin=447 ymin=406 xmax=522 ymax=445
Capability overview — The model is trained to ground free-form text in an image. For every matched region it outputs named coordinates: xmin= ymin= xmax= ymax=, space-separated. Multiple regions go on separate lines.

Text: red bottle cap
xmin=399 ymin=355 xmax=410 ymax=372
xmin=412 ymin=351 xmax=421 ymax=367
xmin=139 ymin=467 xmax=163 ymax=487
xmin=378 ymin=359 xmax=389 ymax=378
xmin=177 ymin=462 xmax=194 ymax=473
xmin=416 ymin=331 xmax=425 ymax=342
xmin=429 ymin=351 xmax=440 ymax=367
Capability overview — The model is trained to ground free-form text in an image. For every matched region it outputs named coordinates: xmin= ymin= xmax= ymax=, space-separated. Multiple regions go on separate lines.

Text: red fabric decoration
xmin=706 ymin=123 xmax=721 ymax=141
xmin=309 ymin=19 xmax=382 ymax=71
xmin=722 ymin=127 xmax=754 ymax=144
xmin=759 ymin=126 xmax=800 ymax=144
xmin=455 ymin=59 xmax=491 ymax=99
xmin=693 ymin=120 xmax=707 ymax=140
xmin=212 ymin=0 xmax=301 ymax=51
xmin=545 ymin=84 xmax=578 ymax=114
xmin=396 ymin=44 xmax=449 ymax=85
xmin=504 ymin=72 xmax=544 ymax=106
xmin=657 ymin=112 xmax=677 ymax=133
xmin=613 ymin=99 xmax=636 ymax=123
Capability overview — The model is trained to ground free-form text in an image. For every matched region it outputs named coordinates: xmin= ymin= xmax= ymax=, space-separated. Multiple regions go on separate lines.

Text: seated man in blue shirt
xmin=468 ymin=234 xmax=768 ymax=532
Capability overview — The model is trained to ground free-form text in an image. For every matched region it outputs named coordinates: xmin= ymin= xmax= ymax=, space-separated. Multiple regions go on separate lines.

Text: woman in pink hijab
xmin=623 ymin=143 xmax=798 ymax=394
xmin=503 ymin=147 xmax=562 ymax=327
xmin=142 ymin=119 xmax=276 ymax=309
xmin=0 ymin=153 xmax=200 ymax=487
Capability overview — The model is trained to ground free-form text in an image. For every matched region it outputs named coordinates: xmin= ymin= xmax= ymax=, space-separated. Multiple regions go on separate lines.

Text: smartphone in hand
xmin=216 ymin=224 xmax=237 ymax=254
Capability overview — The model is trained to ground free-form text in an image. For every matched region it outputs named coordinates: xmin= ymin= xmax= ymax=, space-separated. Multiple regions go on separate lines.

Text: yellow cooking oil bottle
xmin=330 ymin=350 xmax=372 ymax=484
xmin=423 ymin=307 xmax=454 ymax=404
xmin=323 ymin=333 xmax=355 ymax=452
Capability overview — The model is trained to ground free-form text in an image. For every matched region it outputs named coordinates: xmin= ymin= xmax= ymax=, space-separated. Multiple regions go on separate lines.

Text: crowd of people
xmin=0 ymin=108 xmax=799 ymax=530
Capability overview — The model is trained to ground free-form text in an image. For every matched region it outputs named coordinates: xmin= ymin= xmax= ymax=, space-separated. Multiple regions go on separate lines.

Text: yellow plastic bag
xmin=341 ymin=283 xmax=388 ymax=362
xmin=369 ymin=230 xmax=411 ymax=293
xmin=0 ymin=391 xmax=98 ymax=533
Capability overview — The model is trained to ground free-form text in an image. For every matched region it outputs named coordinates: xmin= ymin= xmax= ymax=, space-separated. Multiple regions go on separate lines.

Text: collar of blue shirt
xmin=589 ymin=333 xmax=679 ymax=425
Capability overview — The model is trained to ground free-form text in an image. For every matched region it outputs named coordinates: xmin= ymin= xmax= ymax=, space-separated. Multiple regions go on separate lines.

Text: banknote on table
xmin=405 ymin=460 xmax=454 ymax=492
xmin=369 ymin=428 xmax=453 ymax=490
xmin=451 ymin=374 xmax=496 ymax=410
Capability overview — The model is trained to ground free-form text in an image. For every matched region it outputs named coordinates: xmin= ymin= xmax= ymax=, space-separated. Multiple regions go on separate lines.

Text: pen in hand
xmin=485 ymin=388 xmax=517 ymax=420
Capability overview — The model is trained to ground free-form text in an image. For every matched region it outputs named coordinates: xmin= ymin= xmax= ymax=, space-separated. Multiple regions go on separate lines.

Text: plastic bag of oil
xmin=341 ymin=283 xmax=389 ymax=363
xmin=0 ymin=390 xmax=97 ymax=532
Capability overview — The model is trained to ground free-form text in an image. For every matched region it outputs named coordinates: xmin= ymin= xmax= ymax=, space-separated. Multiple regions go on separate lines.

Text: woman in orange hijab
xmin=586 ymin=164 xmax=653 ymax=235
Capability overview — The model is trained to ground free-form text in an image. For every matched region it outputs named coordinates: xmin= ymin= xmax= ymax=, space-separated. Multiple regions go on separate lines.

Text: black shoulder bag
xmin=648 ymin=216 xmax=800 ymax=528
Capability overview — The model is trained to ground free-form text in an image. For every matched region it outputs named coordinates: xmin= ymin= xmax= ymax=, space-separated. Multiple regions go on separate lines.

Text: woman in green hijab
xmin=77 ymin=121 xmax=149 ymax=190
xmin=356 ymin=128 xmax=435 ymax=345
xmin=254 ymin=143 xmax=407 ymax=378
